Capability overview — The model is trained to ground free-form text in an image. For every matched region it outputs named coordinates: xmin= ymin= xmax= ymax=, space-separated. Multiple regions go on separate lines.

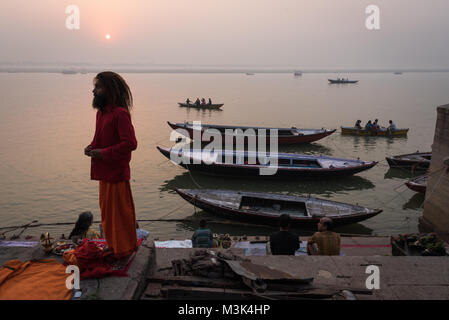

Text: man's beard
xmin=92 ymin=94 xmax=108 ymax=110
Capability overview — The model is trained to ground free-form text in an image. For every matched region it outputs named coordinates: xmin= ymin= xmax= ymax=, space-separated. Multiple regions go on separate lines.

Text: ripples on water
xmin=0 ymin=72 xmax=447 ymax=238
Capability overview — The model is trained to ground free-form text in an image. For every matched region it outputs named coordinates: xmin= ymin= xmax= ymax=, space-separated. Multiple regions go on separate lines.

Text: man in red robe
xmin=84 ymin=71 xmax=138 ymax=259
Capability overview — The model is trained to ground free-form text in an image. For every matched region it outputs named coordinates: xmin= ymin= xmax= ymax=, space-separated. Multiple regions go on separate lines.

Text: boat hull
xmin=168 ymin=122 xmax=336 ymax=145
xmin=157 ymin=147 xmax=377 ymax=180
xmin=405 ymin=175 xmax=427 ymax=193
xmin=175 ymin=189 xmax=382 ymax=227
xmin=178 ymin=103 xmax=223 ymax=109
xmin=386 ymin=152 xmax=431 ymax=170
xmin=341 ymin=126 xmax=409 ymax=136
xmin=328 ymin=79 xmax=358 ymax=84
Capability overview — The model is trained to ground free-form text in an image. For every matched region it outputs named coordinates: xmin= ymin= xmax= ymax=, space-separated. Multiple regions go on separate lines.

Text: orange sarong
xmin=99 ymin=180 xmax=137 ymax=258
xmin=0 ymin=259 xmax=72 ymax=300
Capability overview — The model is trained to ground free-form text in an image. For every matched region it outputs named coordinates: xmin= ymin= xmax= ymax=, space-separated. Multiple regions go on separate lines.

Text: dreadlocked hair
xmin=69 ymin=211 xmax=94 ymax=239
xmin=95 ymin=71 xmax=133 ymax=112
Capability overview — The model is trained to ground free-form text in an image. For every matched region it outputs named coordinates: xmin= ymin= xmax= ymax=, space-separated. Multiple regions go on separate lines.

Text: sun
xmin=105 ymin=34 xmax=111 ymax=40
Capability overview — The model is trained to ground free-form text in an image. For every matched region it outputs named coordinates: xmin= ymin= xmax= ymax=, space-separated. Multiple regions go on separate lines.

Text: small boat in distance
xmin=175 ymin=189 xmax=382 ymax=228
xmin=386 ymin=151 xmax=431 ymax=170
xmin=394 ymin=72 xmax=403 ymax=75
xmin=405 ymin=174 xmax=427 ymax=193
xmin=156 ymin=147 xmax=377 ymax=179
xmin=341 ymin=126 xmax=409 ymax=136
xmin=167 ymin=121 xmax=336 ymax=145
xmin=178 ymin=102 xmax=223 ymax=110
xmin=61 ymin=70 xmax=77 ymax=75
xmin=246 ymin=73 xmax=255 ymax=75
xmin=328 ymin=78 xmax=358 ymax=84
xmin=294 ymin=71 xmax=302 ymax=76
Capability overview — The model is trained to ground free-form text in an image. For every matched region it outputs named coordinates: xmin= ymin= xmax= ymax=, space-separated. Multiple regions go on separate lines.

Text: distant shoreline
xmin=1 ymin=67 xmax=449 ymax=74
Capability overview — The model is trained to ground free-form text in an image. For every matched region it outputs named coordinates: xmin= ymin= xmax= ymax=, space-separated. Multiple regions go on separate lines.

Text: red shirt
xmin=90 ymin=105 xmax=137 ymax=182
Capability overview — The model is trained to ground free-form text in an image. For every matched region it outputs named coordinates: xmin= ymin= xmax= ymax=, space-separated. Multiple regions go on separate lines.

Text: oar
xmin=2 ymin=220 xmax=39 ymax=239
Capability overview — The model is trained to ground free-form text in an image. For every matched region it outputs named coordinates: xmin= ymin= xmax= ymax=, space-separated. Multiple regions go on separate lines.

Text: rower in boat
xmin=388 ymin=120 xmax=396 ymax=132
xmin=208 ymin=98 xmax=212 ymax=105
xmin=354 ymin=120 xmax=362 ymax=129
xmin=186 ymin=98 xmax=191 ymax=105
xmin=201 ymin=98 xmax=206 ymax=106
xmin=195 ymin=98 xmax=201 ymax=106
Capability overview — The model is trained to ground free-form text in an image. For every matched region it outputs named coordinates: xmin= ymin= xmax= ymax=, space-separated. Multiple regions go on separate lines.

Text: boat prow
xmin=405 ymin=174 xmax=428 ymax=193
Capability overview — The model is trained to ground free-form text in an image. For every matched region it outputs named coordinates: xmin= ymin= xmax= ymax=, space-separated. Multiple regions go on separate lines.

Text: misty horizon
xmin=1 ymin=0 xmax=449 ymax=70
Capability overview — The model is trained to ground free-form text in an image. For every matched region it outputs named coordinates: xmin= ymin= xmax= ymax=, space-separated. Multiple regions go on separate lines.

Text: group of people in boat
xmin=354 ymin=119 xmax=397 ymax=133
xmin=192 ymin=214 xmax=341 ymax=256
xmin=186 ymin=97 xmax=212 ymax=106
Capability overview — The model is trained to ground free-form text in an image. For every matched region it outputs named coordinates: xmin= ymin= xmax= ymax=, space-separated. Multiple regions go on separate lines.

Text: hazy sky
xmin=1 ymin=0 xmax=449 ymax=68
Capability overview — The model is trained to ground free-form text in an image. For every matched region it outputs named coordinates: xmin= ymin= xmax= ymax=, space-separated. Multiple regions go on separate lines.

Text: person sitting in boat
xmin=354 ymin=120 xmax=362 ymax=129
xmin=208 ymin=98 xmax=212 ymax=105
xmin=195 ymin=98 xmax=201 ymax=106
xmin=372 ymin=119 xmax=380 ymax=132
xmin=364 ymin=120 xmax=373 ymax=131
xmin=69 ymin=211 xmax=100 ymax=244
xmin=388 ymin=120 xmax=396 ymax=131
xmin=192 ymin=219 xmax=214 ymax=248
xmin=268 ymin=214 xmax=300 ymax=255
xmin=201 ymin=98 xmax=206 ymax=106
xmin=186 ymin=98 xmax=191 ymax=105
xmin=307 ymin=217 xmax=340 ymax=256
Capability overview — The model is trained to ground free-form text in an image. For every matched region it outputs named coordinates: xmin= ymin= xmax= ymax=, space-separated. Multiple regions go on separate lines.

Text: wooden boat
xmin=328 ymin=79 xmax=358 ymax=84
xmin=167 ymin=121 xmax=336 ymax=145
xmin=386 ymin=152 xmax=431 ymax=170
xmin=178 ymin=102 xmax=224 ymax=110
xmin=157 ymin=147 xmax=377 ymax=179
xmin=294 ymin=71 xmax=302 ymax=76
xmin=341 ymin=126 xmax=409 ymax=136
xmin=175 ymin=189 xmax=382 ymax=227
xmin=405 ymin=174 xmax=427 ymax=193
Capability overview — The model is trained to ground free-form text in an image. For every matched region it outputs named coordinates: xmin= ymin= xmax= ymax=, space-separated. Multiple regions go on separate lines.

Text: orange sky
xmin=1 ymin=0 xmax=449 ymax=68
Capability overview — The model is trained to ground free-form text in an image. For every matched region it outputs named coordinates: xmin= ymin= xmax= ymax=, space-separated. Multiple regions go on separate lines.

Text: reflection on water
xmin=182 ymin=106 xmax=223 ymax=115
xmin=403 ymin=193 xmax=425 ymax=210
xmin=160 ymin=172 xmax=375 ymax=197
xmin=384 ymin=168 xmax=415 ymax=180
xmin=340 ymin=134 xmax=407 ymax=151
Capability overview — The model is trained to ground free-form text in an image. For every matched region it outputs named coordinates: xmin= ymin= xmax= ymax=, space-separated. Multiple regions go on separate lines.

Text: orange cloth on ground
xmin=0 ymin=259 xmax=72 ymax=300
xmin=99 ymin=180 xmax=137 ymax=258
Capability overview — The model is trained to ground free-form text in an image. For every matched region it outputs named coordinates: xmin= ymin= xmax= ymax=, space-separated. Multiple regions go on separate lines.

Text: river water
xmin=0 ymin=72 xmax=448 ymax=239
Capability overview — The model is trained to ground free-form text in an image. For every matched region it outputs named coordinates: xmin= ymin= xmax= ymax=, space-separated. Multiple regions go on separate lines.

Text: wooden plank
xmin=160 ymin=285 xmax=365 ymax=300
xmin=161 ymin=285 xmax=254 ymax=300
xmin=147 ymin=275 xmax=245 ymax=289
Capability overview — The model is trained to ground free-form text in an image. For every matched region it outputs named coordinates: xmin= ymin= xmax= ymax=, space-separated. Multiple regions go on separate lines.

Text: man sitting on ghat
xmin=192 ymin=219 xmax=214 ymax=248
xmin=307 ymin=217 xmax=341 ymax=256
xmin=269 ymin=214 xmax=300 ymax=255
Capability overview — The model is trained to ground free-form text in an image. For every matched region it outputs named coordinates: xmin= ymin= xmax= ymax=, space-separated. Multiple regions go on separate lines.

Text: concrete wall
xmin=420 ymin=104 xmax=449 ymax=240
